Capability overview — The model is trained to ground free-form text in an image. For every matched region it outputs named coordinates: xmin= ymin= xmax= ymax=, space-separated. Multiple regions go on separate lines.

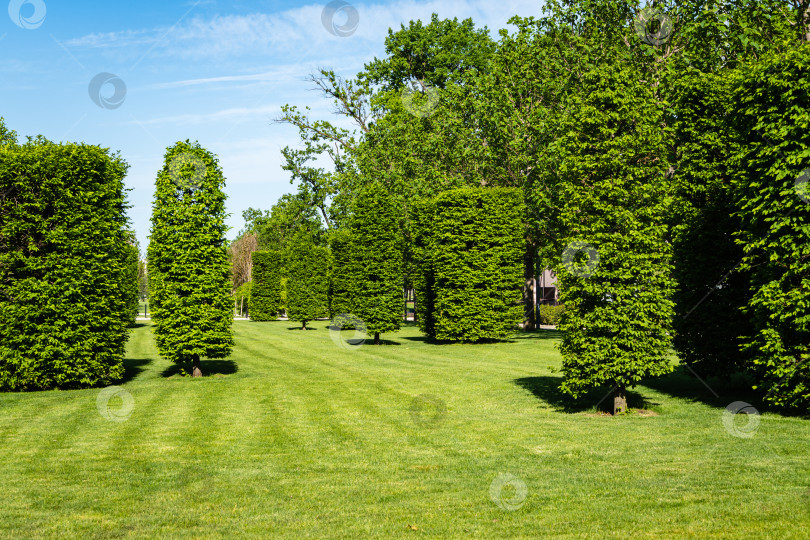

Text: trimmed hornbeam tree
xmin=147 ymin=141 xmax=233 ymax=377
xmin=285 ymin=228 xmax=329 ymax=329
xmin=346 ymin=183 xmax=404 ymax=344
xmin=551 ymin=53 xmax=675 ymax=415
xmin=429 ymin=187 xmax=525 ymax=342
xmin=328 ymin=228 xmax=355 ymax=326
xmin=728 ymin=48 xmax=810 ymax=410
xmin=250 ymin=250 xmax=282 ymax=321
xmin=0 ymin=135 xmax=133 ymax=390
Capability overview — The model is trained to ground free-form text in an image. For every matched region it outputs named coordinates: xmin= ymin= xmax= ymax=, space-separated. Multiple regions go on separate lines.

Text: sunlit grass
xmin=0 ymin=320 xmax=807 ymax=538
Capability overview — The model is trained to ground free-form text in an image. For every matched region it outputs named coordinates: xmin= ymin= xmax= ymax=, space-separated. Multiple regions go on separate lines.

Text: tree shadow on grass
xmin=161 ymin=360 xmax=239 ymax=378
xmin=120 ymin=358 xmax=151 ymax=384
xmin=514 ymin=376 xmax=650 ymax=414
xmin=511 ymin=329 xmax=563 ymax=341
xmin=640 ymin=365 xmax=777 ymax=412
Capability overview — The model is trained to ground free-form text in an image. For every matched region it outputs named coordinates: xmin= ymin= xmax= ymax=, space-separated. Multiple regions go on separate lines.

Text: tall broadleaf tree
xmin=148 ymin=141 xmax=233 ymax=377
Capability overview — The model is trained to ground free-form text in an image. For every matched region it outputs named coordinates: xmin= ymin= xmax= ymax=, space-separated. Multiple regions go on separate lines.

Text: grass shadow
xmin=120 ymin=358 xmax=151 ymax=384
xmin=514 ymin=376 xmax=649 ymax=414
xmin=511 ymin=329 xmax=563 ymax=341
xmin=161 ymin=359 xmax=239 ymax=378
xmin=639 ymin=365 xmax=794 ymax=415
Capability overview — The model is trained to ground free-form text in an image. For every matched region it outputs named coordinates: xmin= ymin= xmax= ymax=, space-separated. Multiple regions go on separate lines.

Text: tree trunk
xmin=374 ymin=332 xmax=380 ymax=345
xmin=192 ymin=354 xmax=203 ymax=378
xmin=302 ymin=320 xmax=307 ymax=330
xmin=523 ymin=245 xmax=536 ymax=330
xmin=613 ymin=387 xmax=627 ymax=415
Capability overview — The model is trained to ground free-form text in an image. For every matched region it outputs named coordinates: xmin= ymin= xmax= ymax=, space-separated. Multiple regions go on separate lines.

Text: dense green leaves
xmin=728 ymin=46 xmax=810 ymax=409
xmin=416 ymin=188 xmax=524 ymax=342
xmin=0 ymin=138 xmax=132 ymax=390
xmin=341 ymin=184 xmax=404 ymax=343
xmin=250 ymin=251 xmax=282 ymax=321
xmin=548 ymin=51 xmax=676 ymax=400
xmin=285 ymin=229 xmax=329 ymax=329
xmin=147 ymin=141 xmax=233 ymax=370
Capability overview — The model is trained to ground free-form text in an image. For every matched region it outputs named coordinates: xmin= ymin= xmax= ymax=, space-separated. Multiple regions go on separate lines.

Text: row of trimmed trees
xmin=1 ymin=134 xmax=239 ymax=386
xmin=247 ymin=185 xmax=527 ymax=345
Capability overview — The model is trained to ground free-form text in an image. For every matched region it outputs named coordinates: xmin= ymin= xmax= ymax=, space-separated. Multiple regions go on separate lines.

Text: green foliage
xmin=427 ymin=188 xmax=525 ymax=342
xmin=728 ymin=47 xmax=810 ymax=409
xmin=251 ymin=193 xmax=325 ymax=252
xmin=250 ymin=251 xmax=282 ymax=321
xmin=344 ymin=183 xmax=404 ymax=341
xmin=669 ymin=69 xmax=754 ymax=377
xmin=0 ymin=138 xmax=132 ymax=390
xmin=285 ymin=229 xmax=329 ymax=329
xmin=327 ymin=228 xmax=354 ymax=322
xmin=123 ymin=239 xmax=140 ymax=325
xmin=408 ymin=198 xmax=437 ymax=337
xmin=233 ymin=282 xmax=252 ymax=317
xmin=550 ymin=49 xmax=675 ymax=398
xmin=537 ymin=305 xmax=565 ymax=326
xmin=147 ymin=141 xmax=233 ymax=367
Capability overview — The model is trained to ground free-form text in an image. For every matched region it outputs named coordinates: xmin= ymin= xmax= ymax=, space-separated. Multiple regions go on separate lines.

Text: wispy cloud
xmin=125 ymin=105 xmax=281 ymax=126
xmin=65 ymin=0 xmax=541 ymax=61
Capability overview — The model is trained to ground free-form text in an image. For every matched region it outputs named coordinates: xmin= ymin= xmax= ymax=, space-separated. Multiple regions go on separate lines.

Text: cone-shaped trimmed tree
xmin=147 ymin=141 xmax=233 ymax=376
xmin=285 ymin=228 xmax=329 ymax=330
xmin=249 ymin=250 xmax=282 ymax=321
xmin=347 ymin=183 xmax=403 ymax=345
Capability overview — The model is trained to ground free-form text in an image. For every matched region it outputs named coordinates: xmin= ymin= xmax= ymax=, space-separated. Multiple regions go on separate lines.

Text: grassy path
xmin=0 ymin=321 xmax=808 ymax=538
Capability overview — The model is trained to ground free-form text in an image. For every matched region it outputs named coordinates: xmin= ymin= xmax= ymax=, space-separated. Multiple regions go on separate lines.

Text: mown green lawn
xmin=1 ymin=321 xmax=808 ymax=538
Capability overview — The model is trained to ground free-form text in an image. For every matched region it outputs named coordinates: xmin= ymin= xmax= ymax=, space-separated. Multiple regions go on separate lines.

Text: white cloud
xmin=65 ymin=0 xmax=542 ymax=61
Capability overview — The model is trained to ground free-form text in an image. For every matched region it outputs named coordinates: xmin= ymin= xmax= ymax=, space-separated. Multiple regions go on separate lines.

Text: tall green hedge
xmin=728 ymin=47 xmax=810 ymax=409
xmin=409 ymin=198 xmax=437 ymax=337
xmin=0 ymin=137 xmax=133 ymax=390
xmin=285 ymin=229 xmax=329 ymax=329
xmin=550 ymin=55 xmax=675 ymax=412
xmin=148 ymin=141 xmax=233 ymax=375
xmin=346 ymin=183 xmax=403 ymax=344
xmin=328 ymin=228 xmax=354 ymax=324
xmin=250 ymin=250 xmax=282 ymax=321
xmin=420 ymin=188 xmax=524 ymax=342
xmin=669 ymin=69 xmax=754 ymax=377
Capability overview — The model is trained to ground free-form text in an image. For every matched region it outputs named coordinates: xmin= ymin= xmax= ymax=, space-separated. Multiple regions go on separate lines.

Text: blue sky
xmin=1 ymin=0 xmax=544 ymax=249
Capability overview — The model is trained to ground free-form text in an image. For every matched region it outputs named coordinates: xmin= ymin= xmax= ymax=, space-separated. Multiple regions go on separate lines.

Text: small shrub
xmin=537 ymin=304 xmax=565 ymax=326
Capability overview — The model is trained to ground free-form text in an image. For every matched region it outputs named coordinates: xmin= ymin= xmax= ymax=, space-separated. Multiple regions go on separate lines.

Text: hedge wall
xmin=285 ymin=229 xmax=329 ymax=329
xmin=347 ymin=183 xmax=403 ymax=343
xmin=250 ymin=250 xmax=282 ymax=321
xmin=328 ymin=228 xmax=355 ymax=324
xmin=0 ymin=138 xmax=133 ymax=390
xmin=418 ymin=188 xmax=525 ymax=342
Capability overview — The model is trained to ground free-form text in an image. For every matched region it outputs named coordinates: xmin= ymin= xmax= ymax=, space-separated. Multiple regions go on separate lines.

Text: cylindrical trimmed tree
xmin=728 ymin=48 xmax=810 ymax=410
xmin=346 ymin=183 xmax=404 ymax=345
xmin=285 ymin=229 xmax=329 ymax=330
xmin=147 ymin=141 xmax=233 ymax=377
xmin=429 ymin=187 xmax=525 ymax=342
xmin=328 ymin=228 xmax=355 ymax=326
xmin=551 ymin=56 xmax=675 ymax=415
xmin=250 ymin=250 xmax=282 ymax=321
xmin=0 ymin=138 xmax=132 ymax=390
